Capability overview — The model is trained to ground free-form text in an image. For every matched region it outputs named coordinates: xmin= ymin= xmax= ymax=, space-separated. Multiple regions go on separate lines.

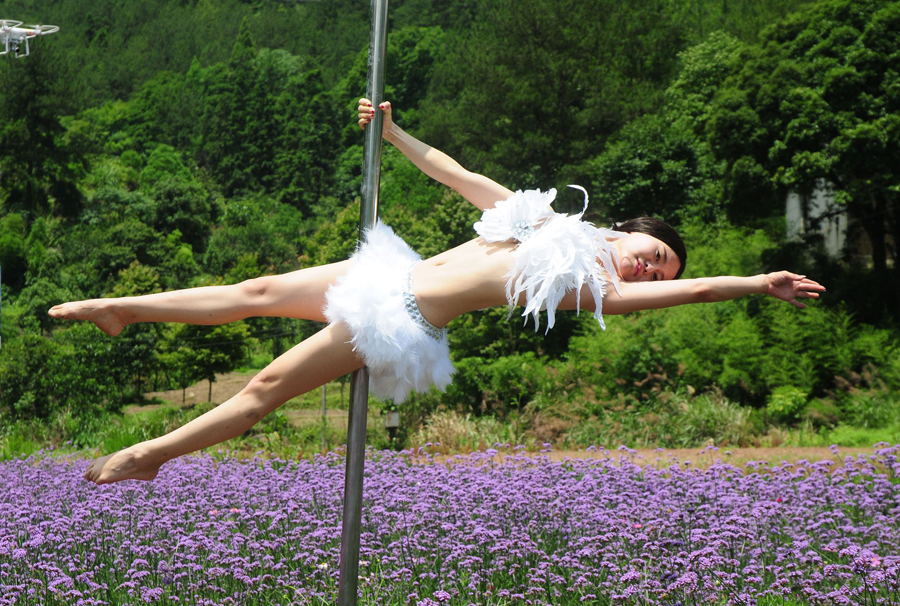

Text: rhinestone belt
xmin=404 ymin=264 xmax=447 ymax=341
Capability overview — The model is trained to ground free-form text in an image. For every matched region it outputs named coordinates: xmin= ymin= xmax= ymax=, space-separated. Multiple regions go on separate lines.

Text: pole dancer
xmin=49 ymin=99 xmax=825 ymax=485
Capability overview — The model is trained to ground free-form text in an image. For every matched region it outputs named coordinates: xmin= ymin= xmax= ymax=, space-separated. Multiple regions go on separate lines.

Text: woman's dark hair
xmin=612 ymin=216 xmax=687 ymax=279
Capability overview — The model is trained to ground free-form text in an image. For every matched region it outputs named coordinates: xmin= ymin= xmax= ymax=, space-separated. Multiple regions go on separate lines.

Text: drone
xmin=0 ymin=20 xmax=59 ymax=58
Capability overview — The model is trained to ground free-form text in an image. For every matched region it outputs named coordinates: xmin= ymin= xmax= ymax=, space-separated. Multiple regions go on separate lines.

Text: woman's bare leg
xmin=84 ymin=322 xmax=363 ymax=484
xmin=49 ymin=261 xmax=352 ymax=335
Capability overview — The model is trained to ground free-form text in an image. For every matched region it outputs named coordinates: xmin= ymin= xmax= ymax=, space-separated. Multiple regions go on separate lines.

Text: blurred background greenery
xmin=1 ymin=0 xmax=898 ymax=458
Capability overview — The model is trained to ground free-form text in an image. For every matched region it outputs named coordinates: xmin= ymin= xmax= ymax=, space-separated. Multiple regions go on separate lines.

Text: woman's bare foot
xmin=48 ymin=300 xmax=127 ymax=336
xmin=84 ymin=446 xmax=162 ymax=485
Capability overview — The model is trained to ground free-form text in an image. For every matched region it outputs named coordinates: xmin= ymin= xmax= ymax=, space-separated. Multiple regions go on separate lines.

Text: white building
xmin=786 ymin=180 xmax=848 ymax=258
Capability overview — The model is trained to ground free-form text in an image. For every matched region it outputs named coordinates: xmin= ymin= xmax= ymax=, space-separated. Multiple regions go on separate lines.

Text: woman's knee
xmin=241 ymin=370 xmax=283 ymax=408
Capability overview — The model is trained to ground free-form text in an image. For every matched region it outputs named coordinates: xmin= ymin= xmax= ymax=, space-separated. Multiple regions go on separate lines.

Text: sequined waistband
xmin=404 ymin=264 xmax=447 ymax=341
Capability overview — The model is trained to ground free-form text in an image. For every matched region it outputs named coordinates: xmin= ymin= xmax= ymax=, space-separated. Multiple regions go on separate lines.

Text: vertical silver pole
xmin=321 ymin=384 xmax=327 ymax=451
xmin=338 ymin=1 xmax=388 ymax=604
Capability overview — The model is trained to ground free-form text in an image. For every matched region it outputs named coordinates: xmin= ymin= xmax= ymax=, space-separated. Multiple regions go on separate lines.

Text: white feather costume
xmin=324 ymin=222 xmax=454 ymax=403
xmin=325 ymin=187 xmax=621 ymax=403
xmin=474 ymin=186 xmax=626 ymax=332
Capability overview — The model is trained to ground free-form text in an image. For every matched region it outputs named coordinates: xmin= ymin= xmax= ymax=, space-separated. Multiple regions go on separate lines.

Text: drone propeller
xmin=0 ymin=20 xmax=24 ymax=29
xmin=22 ymin=24 xmax=59 ymax=36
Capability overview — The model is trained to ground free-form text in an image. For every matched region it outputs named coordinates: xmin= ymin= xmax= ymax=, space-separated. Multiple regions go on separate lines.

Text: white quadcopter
xmin=0 ymin=20 xmax=59 ymax=58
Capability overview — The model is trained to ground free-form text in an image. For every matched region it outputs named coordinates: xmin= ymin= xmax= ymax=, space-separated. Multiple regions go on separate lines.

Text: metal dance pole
xmin=337 ymin=1 xmax=389 ymax=604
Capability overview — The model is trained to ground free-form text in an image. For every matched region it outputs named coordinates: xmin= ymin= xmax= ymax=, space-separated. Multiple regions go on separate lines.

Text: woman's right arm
xmin=358 ymin=99 xmax=513 ymax=210
xmin=602 ymin=271 xmax=824 ymax=315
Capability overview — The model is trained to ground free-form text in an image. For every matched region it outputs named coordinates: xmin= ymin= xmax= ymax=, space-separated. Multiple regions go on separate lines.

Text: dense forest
xmin=1 ymin=0 xmax=898 ymax=450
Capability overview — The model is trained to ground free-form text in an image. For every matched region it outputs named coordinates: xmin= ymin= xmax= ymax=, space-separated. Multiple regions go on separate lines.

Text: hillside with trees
xmin=1 ymin=0 xmax=898 ymax=452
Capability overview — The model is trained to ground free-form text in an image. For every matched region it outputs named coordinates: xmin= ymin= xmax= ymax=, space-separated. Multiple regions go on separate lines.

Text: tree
xmin=0 ymin=332 xmax=60 ymax=420
xmin=140 ymin=143 xmax=193 ymax=185
xmin=25 ymin=216 xmax=64 ymax=282
xmin=146 ymin=177 xmax=214 ymax=252
xmin=587 ymin=113 xmax=725 ymax=225
xmin=202 ymin=197 xmax=299 ymax=277
xmin=173 ymin=322 xmax=250 ymax=402
xmin=420 ymin=0 xmax=687 ymax=195
xmin=274 ymin=66 xmax=342 ymax=212
xmin=0 ymin=214 xmax=27 ymax=290
xmin=705 ymin=0 xmax=900 ymax=277
xmin=0 ymin=48 xmax=83 ymax=217
xmin=17 ymin=278 xmax=72 ymax=336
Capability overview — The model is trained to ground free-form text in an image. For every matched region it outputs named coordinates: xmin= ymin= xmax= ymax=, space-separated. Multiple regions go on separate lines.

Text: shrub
xmin=411 ymin=411 xmax=511 ymax=452
xmin=669 ymin=391 xmax=755 ymax=447
xmin=802 ymin=398 xmax=841 ymax=429
xmin=766 ymin=386 xmax=808 ymax=423
xmin=845 ymin=391 xmax=899 ymax=429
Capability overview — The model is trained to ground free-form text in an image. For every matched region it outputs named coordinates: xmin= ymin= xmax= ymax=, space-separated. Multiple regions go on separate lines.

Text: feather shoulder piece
xmin=473 ymin=188 xmax=557 ymax=243
xmin=475 ymin=186 xmax=627 ymax=333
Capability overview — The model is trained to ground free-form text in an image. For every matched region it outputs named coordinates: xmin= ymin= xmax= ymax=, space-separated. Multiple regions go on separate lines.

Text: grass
xmin=412 ymin=410 xmax=524 ymax=453
xmin=2 ymin=380 xmax=899 ymax=462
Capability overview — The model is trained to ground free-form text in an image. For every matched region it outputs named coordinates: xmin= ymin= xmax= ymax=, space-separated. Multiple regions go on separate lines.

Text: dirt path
xmin=539 ymin=446 xmax=876 ymax=468
xmin=131 ymin=370 xmax=351 ymax=428
xmin=140 ymin=371 xmax=260 ymax=409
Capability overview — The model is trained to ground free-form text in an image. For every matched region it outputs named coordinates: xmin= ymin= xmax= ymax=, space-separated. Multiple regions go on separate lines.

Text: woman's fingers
xmin=358 ymin=98 xmax=375 ymax=129
xmin=357 ymin=99 xmax=392 ymax=130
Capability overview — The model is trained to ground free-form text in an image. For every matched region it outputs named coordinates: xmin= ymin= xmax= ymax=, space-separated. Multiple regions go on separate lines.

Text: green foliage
xmin=412 ymin=411 xmax=513 ymax=452
xmin=110 ymin=261 xmax=162 ymax=297
xmin=667 ymin=31 xmax=746 ymax=130
xmin=421 ymin=0 xmax=685 ymax=192
xmin=145 ymin=178 xmax=214 ymax=251
xmin=0 ymin=48 xmax=83 ymax=217
xmin=204 ymin=197 xmax=300 ymax=276
xmin=0 ymin=0 xmax=897 ymax=445
xmin=0 ymin=213 xmax=27 ymax=289
xmin=588 ymin=113 xmax=725 ymax=225
xmin=825 ymin=423 xmax=900 ymax=447
xmin=844 ymin=391 xmax=900 ymax=429
xmin=702 ymin=0 xmax=900 ymax=281
xmin=566 ymin=222 xmax=900 ymax=412
xmin=802 ymin=398 xmax=842 ymax=429
xmin=25 ymin=217 xmax=64 ymax=282
xmin=17 ymin=278 xmax=72 ymax=335
xmin=671 ymin=391 xmax=756 ymax=447
xmin=0 ymin=332 xmax=61 ymax=420
xmin=172 ymin=322 xmax=251 ymax=400
xmin=767 ymin=386 xmax=809 ymax=422
xmin=303 ymin=201 xmax=361 ymax=266
xmin=716 ymin=313 xmax=766 ymax=400
xmin=140 ymin=144 xmax=193 ymax=185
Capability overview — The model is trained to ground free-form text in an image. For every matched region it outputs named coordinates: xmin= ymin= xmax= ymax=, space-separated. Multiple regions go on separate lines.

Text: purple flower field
xmin=1 ymin=445 xmax=899 ymax=606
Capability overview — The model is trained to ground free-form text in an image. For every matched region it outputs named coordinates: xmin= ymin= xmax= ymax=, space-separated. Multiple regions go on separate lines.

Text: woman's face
xmin=614 ymin=232 xmax=681 ymax=282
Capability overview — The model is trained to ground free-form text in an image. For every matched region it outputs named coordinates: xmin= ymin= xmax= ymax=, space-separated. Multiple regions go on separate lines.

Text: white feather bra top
xmin=474 ymin=186 xmax=626 ymax=332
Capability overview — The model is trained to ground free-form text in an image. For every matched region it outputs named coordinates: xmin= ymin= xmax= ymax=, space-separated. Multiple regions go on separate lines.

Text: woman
xmin=50 ymin=99 xmax=824 ymax=485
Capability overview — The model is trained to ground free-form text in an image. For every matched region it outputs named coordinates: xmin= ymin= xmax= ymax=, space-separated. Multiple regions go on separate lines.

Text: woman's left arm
xmin=602 ymin=272 xmax=825 ymax=315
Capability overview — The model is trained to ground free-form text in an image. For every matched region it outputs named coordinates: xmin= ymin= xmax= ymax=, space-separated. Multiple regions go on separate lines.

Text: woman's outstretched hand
xmin=358 ymin=98 xmax=395 ymax=139
xmin=764 ymin=271 xmax=826 ymax=308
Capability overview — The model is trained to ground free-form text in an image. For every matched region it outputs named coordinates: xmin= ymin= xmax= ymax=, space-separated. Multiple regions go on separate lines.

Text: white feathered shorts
xmin=323 ymin=222 xmax=454 ymax=403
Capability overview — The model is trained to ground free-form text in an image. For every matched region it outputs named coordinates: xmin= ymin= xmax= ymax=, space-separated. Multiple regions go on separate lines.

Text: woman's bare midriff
xmin=411 ymin=237 xmax=516 ymax=327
